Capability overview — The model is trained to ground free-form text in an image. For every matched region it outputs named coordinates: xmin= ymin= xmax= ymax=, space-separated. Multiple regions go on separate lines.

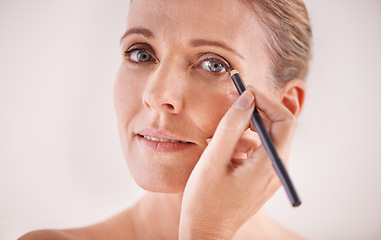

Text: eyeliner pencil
xmin=230 ymin=70 xmax=301 ymax=207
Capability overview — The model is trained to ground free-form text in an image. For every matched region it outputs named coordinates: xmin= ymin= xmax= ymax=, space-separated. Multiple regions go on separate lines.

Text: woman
xmin=20 ymin=0 xmax=311 ymax=239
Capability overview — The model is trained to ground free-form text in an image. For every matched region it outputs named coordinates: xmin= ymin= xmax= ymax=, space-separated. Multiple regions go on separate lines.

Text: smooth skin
xmin=20 ymin=0 xmax=305 ymax=239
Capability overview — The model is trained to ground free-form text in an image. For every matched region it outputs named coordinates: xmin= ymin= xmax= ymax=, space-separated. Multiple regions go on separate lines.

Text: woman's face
xmin=114 ymin=0 xmax=277 ymax=193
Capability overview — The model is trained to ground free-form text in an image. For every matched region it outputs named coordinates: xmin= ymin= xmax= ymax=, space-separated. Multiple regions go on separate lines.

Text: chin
xmin=124 ymin=140 xmax=205 ymax=193
xmin=132 ymin=170 xmax=189 ymax=193
xmin=138 ymin=181 xmax=186 ymax=193
xmin=126 ymin=157 xmax=197 ymax=193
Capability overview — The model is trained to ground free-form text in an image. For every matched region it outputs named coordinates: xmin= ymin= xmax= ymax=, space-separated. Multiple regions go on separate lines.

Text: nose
xmin=142 ymin=61 xmax=185 ymax=114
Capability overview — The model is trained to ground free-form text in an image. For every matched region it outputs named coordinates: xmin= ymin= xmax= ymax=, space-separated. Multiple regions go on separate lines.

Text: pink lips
xmin=136 ymin=128 xmax=195 ymax=152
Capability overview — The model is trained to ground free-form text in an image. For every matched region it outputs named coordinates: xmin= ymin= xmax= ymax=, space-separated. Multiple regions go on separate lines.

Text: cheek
xmin=113 ymin=66 xmax=143 ymax=124
xmin=113 ymin=66 xmax=146 ymax=156
xmin=186 ymin=83 xmax=233 ymax=139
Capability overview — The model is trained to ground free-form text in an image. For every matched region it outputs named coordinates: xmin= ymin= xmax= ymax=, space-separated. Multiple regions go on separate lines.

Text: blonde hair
xmin=241 ymin=0 xmax=312 ymax=87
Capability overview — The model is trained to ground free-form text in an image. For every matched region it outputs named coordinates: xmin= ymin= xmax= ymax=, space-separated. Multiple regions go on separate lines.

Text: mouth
xmin=135 ymin=128 xmax=196 ymax=152
xmin=140 ymin=135 xmax=193 ymax=144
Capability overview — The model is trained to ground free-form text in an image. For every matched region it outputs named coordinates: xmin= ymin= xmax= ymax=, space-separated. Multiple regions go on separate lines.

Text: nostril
xmin=163 ymin=103 xmax=175 ymax=111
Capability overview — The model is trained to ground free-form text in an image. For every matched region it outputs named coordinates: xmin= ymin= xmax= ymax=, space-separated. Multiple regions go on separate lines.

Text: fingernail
xmin=206 ymin=138 xmax=211 ymax=144
xmin=234 ymin=91 xmax=254 ymax=111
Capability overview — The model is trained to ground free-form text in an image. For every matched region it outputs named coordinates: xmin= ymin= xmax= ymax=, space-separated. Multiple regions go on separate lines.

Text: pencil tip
xmin=230 ymin=70 xmax=239 ymax=76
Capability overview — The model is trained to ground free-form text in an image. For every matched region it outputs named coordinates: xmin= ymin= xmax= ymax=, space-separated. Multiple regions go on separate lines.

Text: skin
xmin=19 ymin=0 xmax=306 ymax=239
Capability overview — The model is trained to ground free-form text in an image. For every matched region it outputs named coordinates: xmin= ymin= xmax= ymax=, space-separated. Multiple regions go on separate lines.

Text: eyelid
xmin=125 ymin=42 xmax=155 ymax=53
xmin=123 ymin=43 xmax=158 ymax=63
xmin=125 ymin=47 xmax=150 ymax=55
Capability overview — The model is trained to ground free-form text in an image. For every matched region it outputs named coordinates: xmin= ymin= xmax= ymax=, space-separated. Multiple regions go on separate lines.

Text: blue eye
xmin=201 ymin=59 xmax=227 ymax=73
xmin=128 ymin=49 xmax=153 ymax=62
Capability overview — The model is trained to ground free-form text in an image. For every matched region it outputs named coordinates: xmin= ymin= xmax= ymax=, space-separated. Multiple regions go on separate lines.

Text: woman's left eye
xmin=201 ymin=59 xmax=227 ymax=73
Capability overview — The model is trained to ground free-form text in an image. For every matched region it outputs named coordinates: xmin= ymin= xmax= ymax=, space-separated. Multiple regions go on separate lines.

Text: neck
xmin=132 ymin=191 xmax=184 ymax=239
xmin=125 ymin=192 xmax=275 ymax=240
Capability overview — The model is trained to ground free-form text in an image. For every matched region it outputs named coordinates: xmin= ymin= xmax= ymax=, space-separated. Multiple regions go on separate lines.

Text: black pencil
xmin=230 ymin=70 xmax=301 ymax=207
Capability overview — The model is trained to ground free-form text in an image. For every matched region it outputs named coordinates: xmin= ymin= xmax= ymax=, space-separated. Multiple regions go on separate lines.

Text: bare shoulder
xmin=235 ymin=210 xmax=305 ymax=240
xmin=19 ymin=209 xmax=137 ymax=240
xmin=19 ymin=225 xmax=113 ymax=240
xmin=267 ymin=223 xmax=305 ymax=240
xmin=259 ymin=212 xmax=305 ymax=240
xmin=18 ymin=229 xmax=80 ymax=240
xmin=18 ymin=223 xmax=119 ymax=240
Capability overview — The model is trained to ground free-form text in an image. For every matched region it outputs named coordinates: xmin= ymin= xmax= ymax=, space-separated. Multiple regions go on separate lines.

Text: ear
xmin=279 ymin=79 xmax=306 ymax=118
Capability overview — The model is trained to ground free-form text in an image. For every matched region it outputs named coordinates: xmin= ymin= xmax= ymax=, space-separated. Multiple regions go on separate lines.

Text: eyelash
xmin=123 ymin=47 xmax=232 ymax=73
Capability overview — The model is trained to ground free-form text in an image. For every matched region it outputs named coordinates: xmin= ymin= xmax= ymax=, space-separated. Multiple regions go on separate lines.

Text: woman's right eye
xmin=126 ymin=49 xmax=154 ymax=63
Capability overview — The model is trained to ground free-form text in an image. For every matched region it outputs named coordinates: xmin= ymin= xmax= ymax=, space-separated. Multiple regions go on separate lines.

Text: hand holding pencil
xmin=231 ymin=70 xmax=301 ymax=207
xmin=180 ymin=76 xmax=301 ymax=239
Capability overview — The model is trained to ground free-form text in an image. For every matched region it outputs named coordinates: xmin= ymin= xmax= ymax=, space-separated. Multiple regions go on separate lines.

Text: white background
xmin=1 ymin=0 xmax=381 ymax=239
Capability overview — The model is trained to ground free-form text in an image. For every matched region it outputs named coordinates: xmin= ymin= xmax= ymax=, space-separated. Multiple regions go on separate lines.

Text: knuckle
xmin=282 ymin=112 xmax=298 ymax=129
xmin=285 ymin=112 xmax=296 ymax=123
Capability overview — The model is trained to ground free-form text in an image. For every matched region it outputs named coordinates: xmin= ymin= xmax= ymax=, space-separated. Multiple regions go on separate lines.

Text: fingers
xmin=235 ymin=130 xmax=261 ymax=155
xmin=205 ymin=90 xmax=255 ymax=165
xmin=246 ymin=86 xmax=297 ymax=159
xmin=205 ymin=85 xmax=297 ymax=168
xmin=227 ymin=86 xmax=297 ymax=158
xmin=206 ymin=131 xmax=260 ymax=161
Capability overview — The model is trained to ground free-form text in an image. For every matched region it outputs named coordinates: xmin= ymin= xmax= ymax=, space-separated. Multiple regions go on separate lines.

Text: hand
xmin=179 ymin=86 xmax=297 ymax=240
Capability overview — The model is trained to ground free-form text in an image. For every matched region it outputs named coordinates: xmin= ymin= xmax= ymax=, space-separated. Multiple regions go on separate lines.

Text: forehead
xmin=127 ymin=0 xmax=261 ymax=46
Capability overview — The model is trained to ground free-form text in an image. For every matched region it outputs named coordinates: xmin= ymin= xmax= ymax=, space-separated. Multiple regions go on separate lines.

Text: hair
xmin=241 ymin=0 xmax=312 ymax=88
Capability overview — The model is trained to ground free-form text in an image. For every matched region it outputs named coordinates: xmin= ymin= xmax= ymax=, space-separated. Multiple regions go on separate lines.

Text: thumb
xmin=206 ymin=90 xmax=255 ymax=164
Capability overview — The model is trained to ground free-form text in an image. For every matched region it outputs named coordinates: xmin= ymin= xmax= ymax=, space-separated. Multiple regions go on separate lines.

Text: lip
xmin=136 ymin=128 xmax=195 ymax=152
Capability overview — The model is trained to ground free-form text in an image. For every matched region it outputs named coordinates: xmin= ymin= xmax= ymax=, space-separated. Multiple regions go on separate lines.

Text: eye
xmin=126 ymin=49 xmax=154 ymax=63
xmin=201 ymin=59 xmax=228 ymax=73
xmin=130 ymin=49 xmax=152 ymax=62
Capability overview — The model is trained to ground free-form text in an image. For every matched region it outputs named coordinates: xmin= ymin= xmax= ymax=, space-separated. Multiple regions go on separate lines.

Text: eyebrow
xmin=120 ymin=27 xmax=154 ymax=43
xmin=120 ymin=27 xmax=244 ymax=59
xmin=190 ymin=39 xmax=244 ymax=59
